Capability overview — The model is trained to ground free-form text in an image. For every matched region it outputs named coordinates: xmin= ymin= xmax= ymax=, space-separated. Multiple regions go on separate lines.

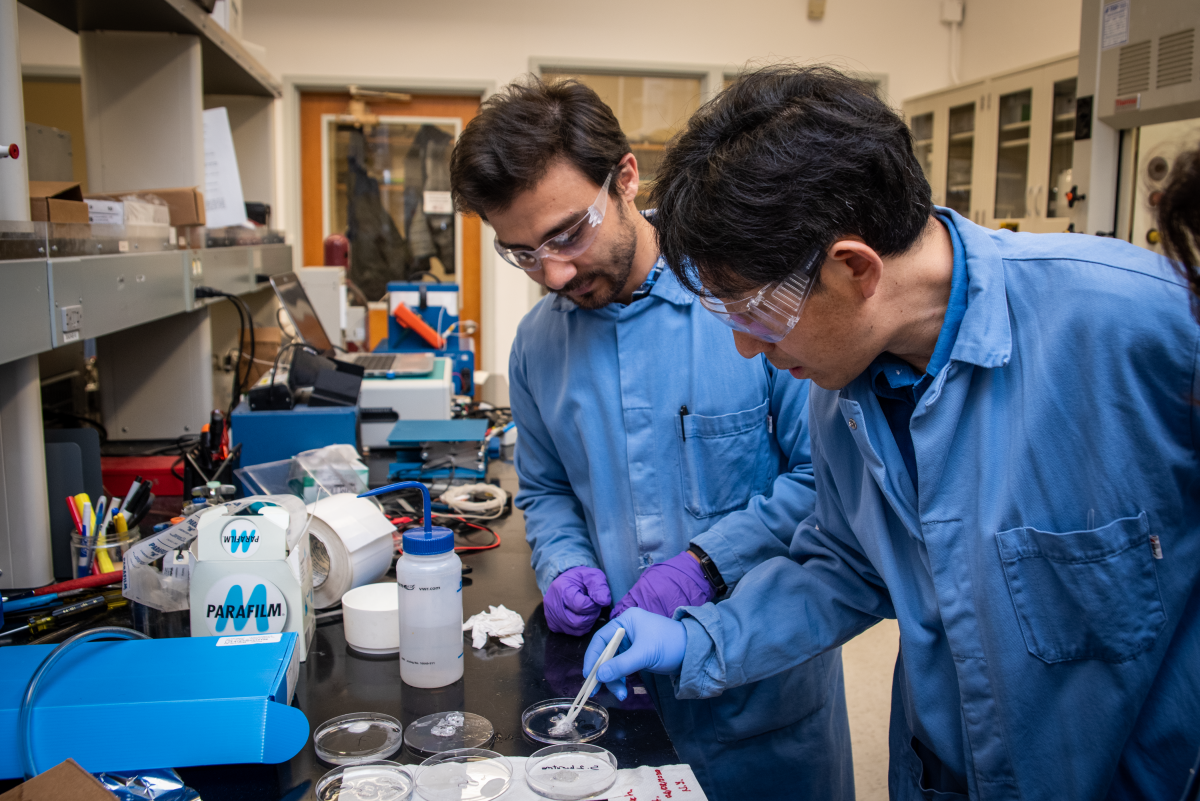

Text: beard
xmin=554 ymin=204 xmax=640 ymax=310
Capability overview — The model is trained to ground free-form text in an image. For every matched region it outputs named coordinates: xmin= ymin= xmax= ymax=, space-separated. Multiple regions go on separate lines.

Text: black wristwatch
xmin=687 ymin=544 xmax=728 ymax=596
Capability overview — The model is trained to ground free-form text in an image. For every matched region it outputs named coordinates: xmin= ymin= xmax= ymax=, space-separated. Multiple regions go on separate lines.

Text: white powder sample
xmin=548 ymin=713 xmax=577 ymax=737
xmin=431 ymin=712 xmax=466 ymax=737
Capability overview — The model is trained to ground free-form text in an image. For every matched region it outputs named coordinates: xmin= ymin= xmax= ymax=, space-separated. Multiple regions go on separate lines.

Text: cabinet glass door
xmin=910 ymin=112 xmax=934 ymax=188
xmin=946 ymin=103 xmax=975 ymax=216
xmin=994 ymin=89 xmax=1032 ymax=219
xmin=1046 ymin=78 xmax=1077 ymax=218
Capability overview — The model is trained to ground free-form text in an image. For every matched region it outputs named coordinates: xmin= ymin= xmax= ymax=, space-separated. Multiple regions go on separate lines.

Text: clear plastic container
xmin=403 ymin=711 xmax=494 ymax=758
xmin=522 ymin=698 xmax=610 ymax=745
xmin=314 ymin=712 xmax=403 ymax=764
xmin=396 ymin=527 xmax=462 ymax=688
xmin=316 ymin=760 xmax=413 ymax=801
xmin=70 ymin=527 xmax=141 ymax=578
xmin=525 ymin=744 xmax=618 ymax=800
xmin=416 ymin=748 xmax=511 ymax=801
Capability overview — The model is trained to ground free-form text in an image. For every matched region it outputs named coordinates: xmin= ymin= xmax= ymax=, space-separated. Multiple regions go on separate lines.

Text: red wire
xmin=388 ymin=515 xmax=501 ymax=555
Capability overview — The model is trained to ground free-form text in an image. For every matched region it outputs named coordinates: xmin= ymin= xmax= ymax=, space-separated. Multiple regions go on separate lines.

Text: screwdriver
xmin=2 ymin=591 xmax=127 ymax=637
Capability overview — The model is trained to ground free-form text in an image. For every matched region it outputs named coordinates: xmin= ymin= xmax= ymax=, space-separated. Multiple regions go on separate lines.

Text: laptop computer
xmin=269 ymin=271 xmax=435 ymax=377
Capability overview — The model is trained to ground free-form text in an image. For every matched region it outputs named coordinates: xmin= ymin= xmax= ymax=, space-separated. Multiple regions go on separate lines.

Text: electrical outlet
xmin=61 ymin=304 xmax=82 ymax=333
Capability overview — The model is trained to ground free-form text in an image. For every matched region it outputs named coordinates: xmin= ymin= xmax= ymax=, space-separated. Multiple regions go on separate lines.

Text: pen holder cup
xmin=70 ymin=527 xmax=141 ymax=576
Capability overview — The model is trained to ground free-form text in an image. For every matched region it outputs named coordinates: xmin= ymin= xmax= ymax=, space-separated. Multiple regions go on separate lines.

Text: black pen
xmin=679 ymin=405 xmax=689 ymax=441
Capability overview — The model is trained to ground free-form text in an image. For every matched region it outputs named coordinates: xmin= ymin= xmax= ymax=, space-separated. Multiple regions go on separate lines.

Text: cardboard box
xmin=241 ymin=326 xmax=282 ymax=386
xmin=28 ymin=181 xmax=89 ymax=224
xmin=0 ymin=759 xmax=114 ymax=801
xmin=84 ymin=197 xmax=123 ymax=225
xmin=111 ymin=186 xmax=205 ymax=227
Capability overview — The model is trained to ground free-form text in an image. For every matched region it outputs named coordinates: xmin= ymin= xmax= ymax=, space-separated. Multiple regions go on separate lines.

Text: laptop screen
xmin=270 ymin=272 xmax=335 ymax=354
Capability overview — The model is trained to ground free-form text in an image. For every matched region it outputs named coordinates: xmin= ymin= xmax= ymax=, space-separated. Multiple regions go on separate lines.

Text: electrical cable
xmin=19 ymin=626 xmax=148 ymax=778
xmin=440 ymin=483 xmax=508 ymax=520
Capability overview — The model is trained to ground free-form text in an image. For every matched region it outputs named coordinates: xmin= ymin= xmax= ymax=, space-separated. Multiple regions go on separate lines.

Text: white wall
xmin=17 ymin=0 xmax=1083 ymax=380
xmin=960 ymin=0 xmax=1082 ymax=82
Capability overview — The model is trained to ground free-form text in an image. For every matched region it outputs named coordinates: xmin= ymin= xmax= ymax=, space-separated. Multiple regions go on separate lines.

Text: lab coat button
xmin=848 ymin=419 xmax=858 ymax=430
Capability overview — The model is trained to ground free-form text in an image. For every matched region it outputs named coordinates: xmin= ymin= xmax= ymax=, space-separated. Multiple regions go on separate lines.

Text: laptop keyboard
xmin=354 ymin=354 xmax=395 ymax=371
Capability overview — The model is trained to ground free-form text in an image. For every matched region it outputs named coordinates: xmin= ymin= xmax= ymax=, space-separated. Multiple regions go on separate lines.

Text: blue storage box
xmin=231 ymin=401 xmax=357 ymax=468
xmin=0 ymin=633 xmax=308 ymax=778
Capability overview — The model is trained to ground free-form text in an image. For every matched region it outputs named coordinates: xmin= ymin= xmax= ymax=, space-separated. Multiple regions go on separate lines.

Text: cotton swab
xmin=564 ymin=627 xmax=625 ymax=727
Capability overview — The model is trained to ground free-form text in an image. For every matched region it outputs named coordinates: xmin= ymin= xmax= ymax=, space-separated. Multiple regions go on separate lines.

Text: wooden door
xmin=299 ymin=91 xmax=482 ymax=358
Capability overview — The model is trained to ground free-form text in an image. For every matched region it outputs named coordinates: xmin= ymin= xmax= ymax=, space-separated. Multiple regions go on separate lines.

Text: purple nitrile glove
xmin=544 ymin=566 xmax=612 ymax=636
xmin=611 ymin=550 xmax=716 ymax=619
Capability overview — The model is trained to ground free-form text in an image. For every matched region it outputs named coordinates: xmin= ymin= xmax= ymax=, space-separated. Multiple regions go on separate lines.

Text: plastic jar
xmin=396 ymin=525 xmax=463 ymax=688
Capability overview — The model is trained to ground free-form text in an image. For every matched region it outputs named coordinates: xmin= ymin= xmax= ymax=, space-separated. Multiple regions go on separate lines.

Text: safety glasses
xmin=493 ymin=170 xmax=614 ymax=271
xmin=697 ymin=248 xmax=825 ymax=343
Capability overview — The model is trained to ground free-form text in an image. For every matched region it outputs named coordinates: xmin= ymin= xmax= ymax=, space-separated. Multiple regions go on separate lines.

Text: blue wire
xmin=20 ymin=626 xmax=149 ymax=778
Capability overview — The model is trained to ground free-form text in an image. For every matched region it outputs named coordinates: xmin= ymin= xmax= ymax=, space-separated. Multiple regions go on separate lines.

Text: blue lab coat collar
xmin=548 ymin=256 xmax=694 ymax=313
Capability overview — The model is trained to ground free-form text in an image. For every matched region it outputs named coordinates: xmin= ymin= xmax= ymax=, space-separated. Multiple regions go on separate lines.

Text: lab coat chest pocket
xmin=677 ymin=399 xmax=773 ymax=519
xmin=995 ymin=512 xmax=1166 ymax=663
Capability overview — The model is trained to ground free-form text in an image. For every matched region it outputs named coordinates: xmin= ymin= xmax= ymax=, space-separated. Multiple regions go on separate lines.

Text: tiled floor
xmin=842 ymin=618 xmax=901 ymax=800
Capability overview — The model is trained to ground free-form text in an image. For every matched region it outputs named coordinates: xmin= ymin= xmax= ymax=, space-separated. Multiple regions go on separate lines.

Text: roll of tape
xmin=342 ymin=582 xmax=400 ymax=654
xmin=307 ymin=494 xmax=396 ymax=609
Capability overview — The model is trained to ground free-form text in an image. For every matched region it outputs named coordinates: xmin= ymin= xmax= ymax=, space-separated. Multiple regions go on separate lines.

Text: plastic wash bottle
xmin=359 ymin=480 xmax=463 ymax=688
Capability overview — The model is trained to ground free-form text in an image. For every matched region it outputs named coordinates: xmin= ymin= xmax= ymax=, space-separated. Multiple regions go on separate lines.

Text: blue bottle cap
xmin=403 ymin=525 xmax=455 ymax=555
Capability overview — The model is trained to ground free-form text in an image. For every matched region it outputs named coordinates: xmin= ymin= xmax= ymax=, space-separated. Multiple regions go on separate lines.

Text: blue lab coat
xmin=510 ymin=264 xmax=853 ymax=801
xmin=674 ymin=209 xmax=1200 ymax=800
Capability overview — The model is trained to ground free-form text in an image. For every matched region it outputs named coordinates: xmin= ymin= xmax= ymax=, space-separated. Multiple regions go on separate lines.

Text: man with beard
xmin=449 ymin=77 xmax=853 ymax=801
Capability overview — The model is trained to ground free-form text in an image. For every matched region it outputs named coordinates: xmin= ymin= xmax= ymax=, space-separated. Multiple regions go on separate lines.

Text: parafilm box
xmin=189 ymin=504 xmax=315 ymax=660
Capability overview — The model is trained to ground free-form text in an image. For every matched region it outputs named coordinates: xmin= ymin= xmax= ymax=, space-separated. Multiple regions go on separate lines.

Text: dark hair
xmin=650 ymin=64 xmax=933 ymax=297
xmin=450 ymin=76 xmax=629 ymax=219
xmin=1157 ymin=144 xmax=1200 ymax=319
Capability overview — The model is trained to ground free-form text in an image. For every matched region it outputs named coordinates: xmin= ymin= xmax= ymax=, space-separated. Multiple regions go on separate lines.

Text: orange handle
xmin=392 ymin=304 xmax=445 ymax=349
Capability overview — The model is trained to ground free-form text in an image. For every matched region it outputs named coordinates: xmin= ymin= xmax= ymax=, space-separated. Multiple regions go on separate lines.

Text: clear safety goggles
xmin=493 ymin=170 xmax=614 ymax=272
xmin=697 ymin=249 xmax=825 ymax=343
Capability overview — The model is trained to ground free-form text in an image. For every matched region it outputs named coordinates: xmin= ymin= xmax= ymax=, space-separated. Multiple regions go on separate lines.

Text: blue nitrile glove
xmin=544 ymin=566 xmax=612 ymax=636
xmin=612 ymin=550 xmax=716 ymax=618
xmin=582 ymin=608 xmax=687 ymax=701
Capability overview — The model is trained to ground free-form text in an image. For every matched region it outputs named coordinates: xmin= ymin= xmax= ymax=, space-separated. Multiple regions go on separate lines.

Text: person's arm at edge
xmin=510 ymin=335 xmax=600 ymax=594
xmin=689 ymin=357 xmax=817 ymax=588
xmin=672 ymin=403 xmax=893 ymax=699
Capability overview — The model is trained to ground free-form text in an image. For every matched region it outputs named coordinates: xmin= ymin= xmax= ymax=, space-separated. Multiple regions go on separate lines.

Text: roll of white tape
xmin=307 ymin=494 xmax=396 ymax=609
xmin=342 ymin=582 xmax=400 ymax=654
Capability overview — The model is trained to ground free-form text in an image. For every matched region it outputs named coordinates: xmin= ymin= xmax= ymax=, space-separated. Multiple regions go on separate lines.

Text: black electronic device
xmin=309 ymin=369 xmax=362 ymax=408
xmin=247 ymin=383 xmax=295 ymax=411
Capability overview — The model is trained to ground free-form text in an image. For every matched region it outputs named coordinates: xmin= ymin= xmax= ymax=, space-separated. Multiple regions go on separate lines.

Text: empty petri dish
xmin=315 ymin=713 xmax=404 ymax=765
xmin=404 ymin=711 xmax=495 ymax=758
xmin=521 ymin=698 xmax=609 ymax=745
xmin=416 ymin=748 xmax=512 ymax=801
xmin=525 ymin=743 xmax=618 ymax=800
xmin=316 ymin=760 xmax=414 ymax=801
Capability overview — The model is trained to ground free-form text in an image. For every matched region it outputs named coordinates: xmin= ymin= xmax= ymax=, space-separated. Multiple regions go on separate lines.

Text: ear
xmin=615 ymin=153 xmax=640 ymax=203
xmin=827 ymin=239 xmax=884 ymax=300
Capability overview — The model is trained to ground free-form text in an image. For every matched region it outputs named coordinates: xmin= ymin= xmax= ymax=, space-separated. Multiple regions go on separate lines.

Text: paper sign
xmin=1102 ymin=0 xmax=1129 ymax=50
xmin=202 ymin=107 xmax=249 ymax=228
xmin=217 ymin=633 xmax=284 ymax=646
xmin=423 ymin=190 xmax=454 ymax=215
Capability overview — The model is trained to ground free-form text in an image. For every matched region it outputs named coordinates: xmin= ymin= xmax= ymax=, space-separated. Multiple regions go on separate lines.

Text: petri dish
xmin=404 ymin=711 xmax=495 ymax=758
xmin=525 ymin=744 xmax=618 ymax=800
xmin=316 ymin=760 xmax=414 ymax=801
xmin=521 ymin=698 xmax=609 ymax=745
xmin=416 ymin=748 xmax=512 ymax=801
xmin=315 ymin=712 xmax=404 ymax=765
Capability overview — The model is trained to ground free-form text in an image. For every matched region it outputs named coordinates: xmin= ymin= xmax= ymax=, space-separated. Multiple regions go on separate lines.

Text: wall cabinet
xmin=904 ymin=54 xmax=1079 ymax=233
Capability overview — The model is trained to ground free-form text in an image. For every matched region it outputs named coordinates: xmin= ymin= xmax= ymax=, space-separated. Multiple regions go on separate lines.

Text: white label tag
xmin=1101 ymin=0 xmax=1129 ymax=49
xmin=216 ymin=633 xmax=283 ymax=646
xmin=118 ymin=240 xmax=130 ymax=253
xmin=62 ymin=331 xmax=80 ymax=343
xmin=423 ymin=190 xmax=453 ymax=215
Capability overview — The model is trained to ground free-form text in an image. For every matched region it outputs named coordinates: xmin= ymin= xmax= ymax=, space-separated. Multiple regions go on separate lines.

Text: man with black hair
xmin=450 ymin=76 xmax=853 ymax=800
xmin=586 ymin=65 xmax=1200 ymax=799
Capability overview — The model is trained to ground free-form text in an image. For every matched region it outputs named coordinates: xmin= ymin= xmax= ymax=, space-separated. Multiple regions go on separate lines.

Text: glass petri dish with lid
xmin=416 ymin=748 xmax=512 ymax=801
xmin=404 ymin=711 xmax=495 ymax=758
xmin=314 ymin=712 xmax=403 ymax=765
xmin=316 ymin=760 xmax=413 ymax=801
xmin=525 ymin=743 xmax=619 ymax=800
xmin=521 ymin=698 xmax=609 ymax=745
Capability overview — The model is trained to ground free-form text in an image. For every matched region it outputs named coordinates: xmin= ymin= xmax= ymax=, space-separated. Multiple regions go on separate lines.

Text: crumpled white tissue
xmin=464 ymin=604 xmax=525 ymax=649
